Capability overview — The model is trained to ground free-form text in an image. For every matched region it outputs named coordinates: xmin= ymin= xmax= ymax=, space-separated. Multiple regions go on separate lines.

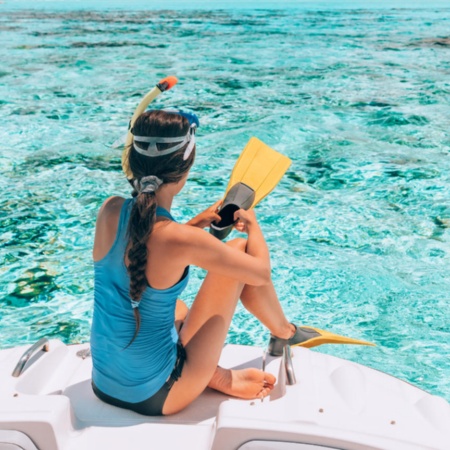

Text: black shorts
xmin=92 ymin=341 xmax=186 ymax=416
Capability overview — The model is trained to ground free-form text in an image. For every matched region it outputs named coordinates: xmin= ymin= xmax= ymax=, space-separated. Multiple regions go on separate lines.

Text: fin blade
xmin=226 ymin=137 xmax=291 ymax=208
xmin=294 ymin=326 xmax=376 ymax=349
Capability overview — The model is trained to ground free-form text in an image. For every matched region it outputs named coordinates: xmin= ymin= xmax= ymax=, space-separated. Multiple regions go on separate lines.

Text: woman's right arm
xmin=234 ymin=208 xmax=270 ymax=264
xmin=93 ymin=196 xmax=125 ymax=262
xmin=174 ymin=209 xmax=271 ymax=286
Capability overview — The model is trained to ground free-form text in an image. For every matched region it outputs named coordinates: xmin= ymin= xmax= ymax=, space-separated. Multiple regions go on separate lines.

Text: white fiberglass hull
xmin=1 ymin=340 xmax=449 ymax=450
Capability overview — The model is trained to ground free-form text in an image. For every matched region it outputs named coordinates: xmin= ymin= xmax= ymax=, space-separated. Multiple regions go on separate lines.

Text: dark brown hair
xmin=125 ymin=110 xmax=195 ymax=347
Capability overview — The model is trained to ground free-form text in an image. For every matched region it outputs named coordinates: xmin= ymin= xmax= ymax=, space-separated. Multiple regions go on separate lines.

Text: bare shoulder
xmin=154 ymin=220 xmax=213 ymax=246
xmin=97 ymin=196 xmax=126 ymax=223
xmin=93 ymin=196 xmax=126 ymax=261
xmin=152 ymin=220 xmax=232 ymax=268
xmin=150 ymin=220 xmax=218 ymax=260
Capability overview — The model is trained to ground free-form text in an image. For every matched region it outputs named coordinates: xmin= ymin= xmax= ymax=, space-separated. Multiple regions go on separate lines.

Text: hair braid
xmin=124 ymin=110 xmax=196 ymax=348
xmin=125 ymin=192 xmax=157 ymax=347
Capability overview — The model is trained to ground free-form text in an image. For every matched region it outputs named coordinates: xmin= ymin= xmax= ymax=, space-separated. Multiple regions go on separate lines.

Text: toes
xmin=257 ymin=387 xmax=272 ymax=399
xmin=263 ymin=372 xmax=276 ymax=385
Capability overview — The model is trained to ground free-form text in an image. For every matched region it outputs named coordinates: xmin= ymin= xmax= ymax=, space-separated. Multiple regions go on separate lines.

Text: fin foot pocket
xmin=268 ymin=324 xmax=375 ymax=356
xmin=210 ymin=182 xmax=255 ymax=240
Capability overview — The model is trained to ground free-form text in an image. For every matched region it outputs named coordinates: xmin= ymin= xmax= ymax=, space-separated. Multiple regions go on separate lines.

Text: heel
xmin=267 ymin=335 xmax=288 ymax=357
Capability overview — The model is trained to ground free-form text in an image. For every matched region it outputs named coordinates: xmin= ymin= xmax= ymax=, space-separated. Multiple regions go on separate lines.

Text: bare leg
xmin=240 ymin=283 xmax=295 ymax=339
xmin=175 ymin=299 xmax=189 ymax=333
xmin=163 ymin=239 xmax=276 ymax=415
xmin=226 ymin=238 xmax=295 ymax=340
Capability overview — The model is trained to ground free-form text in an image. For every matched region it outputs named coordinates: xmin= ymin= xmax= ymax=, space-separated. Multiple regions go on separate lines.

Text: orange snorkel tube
xmin=122 ymin=75 xmax=178 ymax=180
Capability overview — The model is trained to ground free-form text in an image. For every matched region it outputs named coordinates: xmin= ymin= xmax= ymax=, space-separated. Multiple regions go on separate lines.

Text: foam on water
xmin=1 ymin=4 xmax=449 ymax=400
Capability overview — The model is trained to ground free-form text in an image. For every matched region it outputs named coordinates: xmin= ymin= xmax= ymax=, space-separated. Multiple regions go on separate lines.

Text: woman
xmin=91 ymin=109 xmax=301 ymax=416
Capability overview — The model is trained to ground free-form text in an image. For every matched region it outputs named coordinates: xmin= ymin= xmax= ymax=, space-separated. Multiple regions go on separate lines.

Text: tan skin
xmin=93 ymin=173 xmax=295 ymax=415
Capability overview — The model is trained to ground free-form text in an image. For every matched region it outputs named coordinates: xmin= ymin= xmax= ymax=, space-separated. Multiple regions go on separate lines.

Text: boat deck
xmin=1 ymin=340 xmax=450 ymax=450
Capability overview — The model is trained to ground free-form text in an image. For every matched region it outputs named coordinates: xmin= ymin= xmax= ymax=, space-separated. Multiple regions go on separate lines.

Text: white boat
xmin=1 ymin=338 xmax=450 ymax=450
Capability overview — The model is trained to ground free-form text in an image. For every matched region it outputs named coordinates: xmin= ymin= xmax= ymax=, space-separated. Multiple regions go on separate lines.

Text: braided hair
xmin=125 ymin=110 xmax=195 ymax=347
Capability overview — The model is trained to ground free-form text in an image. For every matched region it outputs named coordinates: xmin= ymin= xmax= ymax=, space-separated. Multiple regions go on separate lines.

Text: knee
xmin=175 ymin=299 xmax=189 ymax=322
xmin=225 ymin=238 xmax=247 ymax=253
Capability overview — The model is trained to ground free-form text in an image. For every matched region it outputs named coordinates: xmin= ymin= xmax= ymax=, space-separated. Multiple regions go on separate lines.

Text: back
xmin=91 ymin=199 xmax=189 ymax=403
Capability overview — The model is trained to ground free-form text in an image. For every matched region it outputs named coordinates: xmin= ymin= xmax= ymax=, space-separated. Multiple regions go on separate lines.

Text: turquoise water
xmin=1 ymin=3 xmax=449 ymax=401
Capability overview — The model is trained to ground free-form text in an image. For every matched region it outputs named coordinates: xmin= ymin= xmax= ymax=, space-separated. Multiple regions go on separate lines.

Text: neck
xmin=155 ymin=189 xmax=174 ymax=212
xmin=152 ymin=177 xmax=186 ymax=211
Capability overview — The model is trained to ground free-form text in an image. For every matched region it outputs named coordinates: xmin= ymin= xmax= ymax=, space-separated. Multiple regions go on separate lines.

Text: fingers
xmin=233 ymin=208 xmax=256 ymax=224
xmin=234 ymin=221 xmax=245 ymax=232
xmin=210 ymin=199 xmax=223 ymax=212
xmin=211 ymin=212 xmax=221 ymax=223
xmin=204 ymin=199 xmax=222 ymax=224
xmin=233 ymin=209 xmax=242 ymax=223
xmin=233 ymin=209 xmax=255 ymax=234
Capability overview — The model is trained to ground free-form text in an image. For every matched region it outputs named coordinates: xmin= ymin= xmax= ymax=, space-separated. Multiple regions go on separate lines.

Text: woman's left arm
xmin=186 ymin=199 xmax=222 ymax=229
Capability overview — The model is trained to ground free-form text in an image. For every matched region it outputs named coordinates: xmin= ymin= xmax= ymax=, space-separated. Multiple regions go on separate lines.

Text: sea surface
xmin=1 ymin=1 xmax=449 ymax=401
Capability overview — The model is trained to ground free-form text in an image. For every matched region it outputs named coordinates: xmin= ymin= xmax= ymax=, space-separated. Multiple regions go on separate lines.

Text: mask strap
xmin=132 ymin=124 xmax=196 ymax=158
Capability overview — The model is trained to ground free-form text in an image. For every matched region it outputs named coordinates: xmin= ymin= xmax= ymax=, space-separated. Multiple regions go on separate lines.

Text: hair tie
xmin=130 ymin=300 xmax=140 ymax=309
xmin=133 ymin=175 xmax=163 ymax=195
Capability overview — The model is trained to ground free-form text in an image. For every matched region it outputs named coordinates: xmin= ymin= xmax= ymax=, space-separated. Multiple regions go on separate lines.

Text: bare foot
xmin=208 ymin=366 xmax=276 ymax=399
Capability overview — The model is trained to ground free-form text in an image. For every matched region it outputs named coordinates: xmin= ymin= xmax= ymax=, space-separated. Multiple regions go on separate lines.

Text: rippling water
xmin=1 ymin=3 xmax=449 ymax=400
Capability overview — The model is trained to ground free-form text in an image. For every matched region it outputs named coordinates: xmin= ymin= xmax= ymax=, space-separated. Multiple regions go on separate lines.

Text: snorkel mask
xmin=131 ymin=110 xmax=199 ymax=161
xmin=121 ymin=76 xmax=200 ymax=180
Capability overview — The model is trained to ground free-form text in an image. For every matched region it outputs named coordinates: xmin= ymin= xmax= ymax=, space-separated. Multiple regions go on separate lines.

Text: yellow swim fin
xmin=268 ymin=325 xmax=375 ymax=356
xmin=295 ymin=326 xmax=376 ymax=349
xmin=210 ymin=137 xmax=291 ymax=239
xmin=226 ymin=137 xmax=292 ymax=208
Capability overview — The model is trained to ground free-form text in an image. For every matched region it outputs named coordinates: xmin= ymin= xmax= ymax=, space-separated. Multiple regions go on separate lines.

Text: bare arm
xmin=186 ymin=200 xmax=222 ymax=229
xmin=175 ymin=210 xmax=271 ymax=286
xmin=93 ymin=196 xmax=126 ymax=262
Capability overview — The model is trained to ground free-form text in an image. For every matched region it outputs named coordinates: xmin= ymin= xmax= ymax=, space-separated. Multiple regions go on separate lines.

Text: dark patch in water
xmin=50 ymin=321 xmax=84 ymax=342
xmin=305 ymin=158 xmax=332 ymax=170
xmin=286 ymin=172 xmax=306 ymax=183
xmin=11 ymin=108 xmax=37 ymax=116
xmin=384 ymin=167 xmax=440 ymax=180
xmin=53 ymin=91 xmax=76 ymax=98
xmin=14 ymin=42 xmax=168 ymax=50
xmin=369 ymin=110 xmax=429 ymax=127
xmin=214 ymin=78 xmax=263 ymax=90
xmin=3 ymin=268 xmax=59 ymax=307
xmin=71 ymin=41 xmax=168 ymax=49
xmin=0 ymin=25 xmax=22 ymax=32
xmin=19 ymin=155 xmax=122 ymax=173
xmin=2 ymin=219 xmax=58 ymax=248
xmin=189 ymin=176 xmax=223 ymax=188
xmin=352 ymin=100 xmax=393 ymax=108
xmin=434 ymin=216 xmax=450 ymax=229
xmin=408 ymin=37 xmax=450 ymax=48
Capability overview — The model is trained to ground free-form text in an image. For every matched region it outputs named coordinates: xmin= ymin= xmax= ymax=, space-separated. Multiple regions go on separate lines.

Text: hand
xmin=233 ymin=208 xmax=257 ymax=234
xmin=187 ymin=200 xmax=222 ymax=229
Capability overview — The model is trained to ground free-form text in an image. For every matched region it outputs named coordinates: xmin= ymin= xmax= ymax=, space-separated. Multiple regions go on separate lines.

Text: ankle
xmin=208 ymin=366 xmax=231 ymax=392
xmin=272 ymin=323 xmax=296 ymax=340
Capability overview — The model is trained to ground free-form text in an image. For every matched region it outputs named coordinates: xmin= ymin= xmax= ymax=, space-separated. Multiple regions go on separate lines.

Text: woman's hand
xmin=187 ymin=200 xmax=222 ymax=229
xmin=233 ymin=208 xmax=258 ymax=234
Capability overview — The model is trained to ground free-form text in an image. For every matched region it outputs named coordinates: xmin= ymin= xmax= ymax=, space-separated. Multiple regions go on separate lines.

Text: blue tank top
xmin=91 ymin=199 xmax=189 ymax=403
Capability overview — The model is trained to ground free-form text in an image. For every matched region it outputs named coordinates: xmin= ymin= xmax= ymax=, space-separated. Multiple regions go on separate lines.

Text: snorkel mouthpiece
xmin=157 ymin=76 xmax=178 ymax=92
